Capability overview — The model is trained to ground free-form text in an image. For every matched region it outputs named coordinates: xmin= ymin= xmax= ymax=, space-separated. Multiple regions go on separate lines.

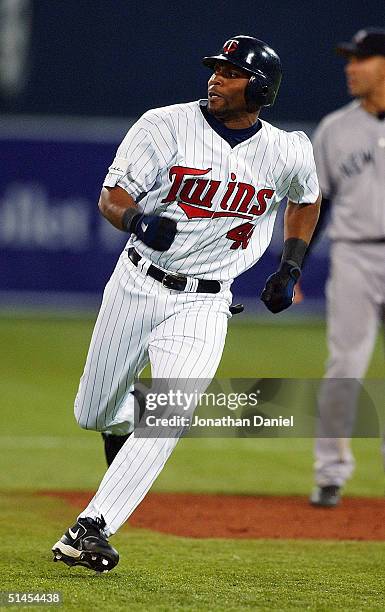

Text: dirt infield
xmin=40 ymin=490 xmax=385 ymax=541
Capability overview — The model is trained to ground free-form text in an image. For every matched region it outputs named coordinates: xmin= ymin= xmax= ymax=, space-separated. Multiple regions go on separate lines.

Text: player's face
xmin=207 ymin=61 xmax=251 ymax=120
xmin=345 ymin=55 xmax=385 ymax=98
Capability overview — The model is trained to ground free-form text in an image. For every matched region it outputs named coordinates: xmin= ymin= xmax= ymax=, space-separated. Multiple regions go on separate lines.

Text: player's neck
xmin=214 ymin=110 xmax=260 ymax=129
xmin=360 ymin=88 xmax=385 ymax=115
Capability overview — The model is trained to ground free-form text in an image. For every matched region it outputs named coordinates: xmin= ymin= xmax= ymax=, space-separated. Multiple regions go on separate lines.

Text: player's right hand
xmin=131 ymin=214 xmax=177 ymax=251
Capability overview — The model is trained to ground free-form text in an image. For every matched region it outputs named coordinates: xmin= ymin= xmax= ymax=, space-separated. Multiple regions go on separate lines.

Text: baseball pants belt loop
xmin=185 ymin=277 xmax=200 ymax=292
xmin=136 ymin=257 xmax=152 ymax=275
xmin=127 ymin=247 xmax=221 ymax=293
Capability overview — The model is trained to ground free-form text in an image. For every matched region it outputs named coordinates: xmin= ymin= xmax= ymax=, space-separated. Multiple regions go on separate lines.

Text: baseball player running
xmin=309 ymin=28 xmax=385 ymax=508
xmin=52 ymin=35 xmax=320 ymax=572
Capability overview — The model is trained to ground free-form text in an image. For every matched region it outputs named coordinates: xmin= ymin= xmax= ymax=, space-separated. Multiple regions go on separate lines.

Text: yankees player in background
xmin=52 ymin=35 xmax=320 ymax=572
xmin=309 ymin=28 xmax=385 ymax=508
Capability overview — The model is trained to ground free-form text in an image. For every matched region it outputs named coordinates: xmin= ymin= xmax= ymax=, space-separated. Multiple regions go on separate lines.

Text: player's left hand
xmin=260 ymin=261 xmax=301 ymax=314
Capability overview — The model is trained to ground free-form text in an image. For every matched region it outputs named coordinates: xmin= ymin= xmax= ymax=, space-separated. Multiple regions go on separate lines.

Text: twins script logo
xmin=161 ymin=166 xmax=275 ymax=249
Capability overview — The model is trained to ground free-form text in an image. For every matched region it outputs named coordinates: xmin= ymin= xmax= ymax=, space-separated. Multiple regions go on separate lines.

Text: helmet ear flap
xmin=245 ymin=74 xmax=270 ymax=111
xmin=245 ymin=71 xmax=281 ymax=109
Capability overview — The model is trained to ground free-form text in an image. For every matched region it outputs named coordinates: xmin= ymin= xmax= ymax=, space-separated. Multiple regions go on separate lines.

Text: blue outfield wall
xmin=0 ymin=118 xmax=329 ymax=311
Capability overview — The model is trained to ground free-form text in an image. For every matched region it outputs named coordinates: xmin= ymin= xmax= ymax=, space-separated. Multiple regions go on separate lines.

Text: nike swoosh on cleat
xmin=141 ymin=222 xmax=148 ymax=232
xmin=68 ymin=528 xmax=80 ymax=539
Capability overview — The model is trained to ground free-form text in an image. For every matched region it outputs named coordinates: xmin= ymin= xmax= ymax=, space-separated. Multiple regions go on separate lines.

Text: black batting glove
xmin=260 ymin=261 xmax=301 ymax=314
xmin=124 ymin=211 xmax=177 ymax=251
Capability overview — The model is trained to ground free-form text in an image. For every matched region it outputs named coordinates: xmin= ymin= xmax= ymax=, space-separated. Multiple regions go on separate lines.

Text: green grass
xmin=0 ymin=314 xmax=384 ymax=610
xmin=2 ymin=493 xmax=385 ymax=611
xmin=1 ymin=436 xmax=383 ymax=498
xmin=0 ymin=315 xmax=383 ymax=495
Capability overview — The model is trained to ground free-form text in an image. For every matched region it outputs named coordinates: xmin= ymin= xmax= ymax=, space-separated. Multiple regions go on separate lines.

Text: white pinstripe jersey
xmin=103 ymin=101 xmax=319 ymax=282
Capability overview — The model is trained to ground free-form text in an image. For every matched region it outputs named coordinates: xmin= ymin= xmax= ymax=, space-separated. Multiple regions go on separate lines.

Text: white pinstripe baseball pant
xmin=75 ymin=249 xmax=231 ymax=534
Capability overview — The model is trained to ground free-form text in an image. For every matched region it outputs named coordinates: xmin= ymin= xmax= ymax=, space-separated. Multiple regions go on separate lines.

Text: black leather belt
xmin=336 ymin=238 xmax=385 ymax=244
xmin=127 ymin=248 xmax=221 ymax=293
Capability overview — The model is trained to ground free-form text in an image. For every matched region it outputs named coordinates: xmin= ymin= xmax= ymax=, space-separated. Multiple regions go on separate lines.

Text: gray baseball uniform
xmin=313 ymin=100 xmax=385 ymax=487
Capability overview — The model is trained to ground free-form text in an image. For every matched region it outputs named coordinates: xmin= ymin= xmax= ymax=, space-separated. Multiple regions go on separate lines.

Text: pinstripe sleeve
xmin=103 ymin=115 xmax=161 ymax=199
xmin=287 ymin=131 xmax=320 ymax=204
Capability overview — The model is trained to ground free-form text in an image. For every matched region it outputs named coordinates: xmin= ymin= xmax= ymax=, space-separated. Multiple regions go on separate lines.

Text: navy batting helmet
xmin=202 ymin=35 xmax=282 ymax=109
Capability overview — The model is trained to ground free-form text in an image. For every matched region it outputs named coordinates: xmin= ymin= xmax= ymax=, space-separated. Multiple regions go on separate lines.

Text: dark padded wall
xmin=1 ymin=0 xmax=383 ymax=121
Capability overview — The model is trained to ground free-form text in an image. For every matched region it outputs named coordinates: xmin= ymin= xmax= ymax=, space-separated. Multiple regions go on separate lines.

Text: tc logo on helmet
xmin=223 ymin=39 xmax=239 ymax=54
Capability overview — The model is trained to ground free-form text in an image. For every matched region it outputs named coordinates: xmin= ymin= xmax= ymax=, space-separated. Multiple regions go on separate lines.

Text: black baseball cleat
xmin=310 ymin=485 xmax=341 ymax=508
xmin=52 ymin=516 xmax=119 ymax=573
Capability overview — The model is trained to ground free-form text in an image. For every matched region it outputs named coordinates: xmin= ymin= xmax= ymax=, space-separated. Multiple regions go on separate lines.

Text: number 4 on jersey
xmin=226 ymin=222 xmax=255 ymax=249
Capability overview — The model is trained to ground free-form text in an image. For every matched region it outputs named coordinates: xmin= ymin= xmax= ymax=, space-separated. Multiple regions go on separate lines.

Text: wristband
xmin=122 ymin=208 xmax=140 ymax=233
xmin=280 ymin=237 xmax=308 ymax=269
xmin=279 ymin=260 xmax=301 ymax=281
